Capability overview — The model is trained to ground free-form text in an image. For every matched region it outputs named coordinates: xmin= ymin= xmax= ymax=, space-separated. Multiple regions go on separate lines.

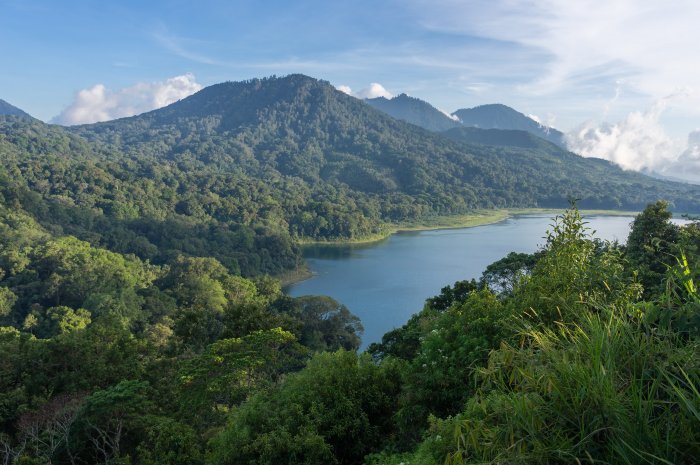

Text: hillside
xmin=441 ymin=126 xmax=564 ymax=155
xmin=365 ymin=93 xmax=461 ymax=132
xmin=0 ymin=98 xmax=31 ymax=118
xmin=452 ymin=103 xmax=566 ymax=148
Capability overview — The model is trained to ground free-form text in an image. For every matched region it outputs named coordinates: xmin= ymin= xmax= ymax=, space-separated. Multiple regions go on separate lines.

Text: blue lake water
xmin=285 ymin=214 xmax=685 ymax=349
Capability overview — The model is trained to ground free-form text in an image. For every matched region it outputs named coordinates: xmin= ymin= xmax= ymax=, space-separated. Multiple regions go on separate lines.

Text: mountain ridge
xmin=364 ymin=93 xmax=461 ymax=132
xmin=452 ymin=103 xmax=566 ymax=148
xmin=67 ymin=74 xmax=700 ymax=214
xmin=0 ymin=98 xmax=32 ymax=118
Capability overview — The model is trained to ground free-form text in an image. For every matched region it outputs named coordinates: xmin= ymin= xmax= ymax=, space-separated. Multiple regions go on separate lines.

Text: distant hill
xmin=0 ymin=99 xmax=31 ymax=118
xmin=365 ymin=93 xmax=461 ymax=132
xmin=452 ymin=103 xmax=566 ymax=148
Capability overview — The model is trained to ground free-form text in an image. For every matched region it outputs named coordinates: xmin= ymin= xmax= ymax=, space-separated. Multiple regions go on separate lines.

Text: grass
xmin=446 ymin=306 xmax=700 ymax=465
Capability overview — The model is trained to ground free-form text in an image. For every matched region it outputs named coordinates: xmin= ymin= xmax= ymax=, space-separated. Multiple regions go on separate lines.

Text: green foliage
xmin=0 ymin=286 xmax=17 ymax=317
xmin=424 ymin=279 xmax=481 ymax=312
xmin=178 ymin=328 xmax=305 ymax=428
xmin=393 ymin=289 xmax=511 ymax=445
xmin=369 ymin=280 xmax=481 ymax=362
xmin=446 ymin=308 xmax=700 ymax=465
xmin=136 ymin=418 xmax=204 ymax=465
xmin=480 ymin=250 xmax=543 ymax=295
xmin=1 ymin=124 xmax=699 ymax=465
xmin=513 ymin=206 xmax=642 ymax=326
xmin=272 ymin=295 xmax=364 ymax=351
xmin=208 ymin=350 xmax=402 ymax=465
xmin=627 ymin=200 xmax=682 ymax=297
xmin=38 ymin=306 xmax=92 ymax=337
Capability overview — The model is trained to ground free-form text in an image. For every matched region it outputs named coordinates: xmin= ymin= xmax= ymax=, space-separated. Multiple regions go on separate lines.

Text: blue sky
xmin=2 ymin=0 xmax=700 ymax=180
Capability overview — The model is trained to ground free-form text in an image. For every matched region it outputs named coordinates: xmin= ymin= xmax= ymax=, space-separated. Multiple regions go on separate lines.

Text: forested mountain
xmin=1 ymin=74 xmax=700 ymax=279
xmin=365 ymin=93 xmax=461 ymax=132
xmin=452 ymin=103 xmax=567 ymax=148
xmin=67 ymin=74 xmax=700 ymax=218
xmin=0 ymin=99 xmax=31 ymax=118
xmin=0 ymin=117 xmax=301 ymax=277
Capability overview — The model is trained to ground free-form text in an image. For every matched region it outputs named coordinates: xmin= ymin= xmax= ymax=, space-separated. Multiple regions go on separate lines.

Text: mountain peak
xmin=365 ymin=93 xmax=460 ymax=132
xmin=452 ymin=103 xmax=565 ymax=148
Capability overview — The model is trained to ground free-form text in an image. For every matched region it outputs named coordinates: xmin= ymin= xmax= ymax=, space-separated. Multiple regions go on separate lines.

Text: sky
xmin=1 ymin=0 xmax=699 ymax=181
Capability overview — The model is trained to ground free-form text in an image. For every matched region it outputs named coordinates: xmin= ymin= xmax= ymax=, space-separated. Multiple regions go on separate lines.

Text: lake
xmin=285 ymin=214 xmax=684 ymax=349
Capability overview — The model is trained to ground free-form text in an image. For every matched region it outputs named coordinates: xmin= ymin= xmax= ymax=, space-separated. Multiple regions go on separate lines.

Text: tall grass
xmin=446 ymin=305 xmax=700 ymax=465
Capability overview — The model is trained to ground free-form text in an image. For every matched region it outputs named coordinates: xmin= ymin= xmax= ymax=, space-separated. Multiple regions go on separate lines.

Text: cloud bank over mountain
xmin=53 ymin=74 xmax=202 ymax=125
xmin=565 ymin=96 xmax=700 ymax=183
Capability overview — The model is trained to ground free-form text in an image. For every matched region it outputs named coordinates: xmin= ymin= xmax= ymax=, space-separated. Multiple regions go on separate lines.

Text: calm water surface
xmin=285 ymin=215 xmax=681 ymax=348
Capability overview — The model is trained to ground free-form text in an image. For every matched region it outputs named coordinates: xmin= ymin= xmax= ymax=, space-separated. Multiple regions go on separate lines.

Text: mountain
xmin=2 ymin=74 xmax=700 ymax=278
xmin=365 ymin=93 xmax=461 ymax=132
xmin=0 ymin=98 xmax=31 ymax=118
xmin=62 ymin=74 xmax=700 ymax=217
xmin=452 ymin=103 xmax=566 ymax=148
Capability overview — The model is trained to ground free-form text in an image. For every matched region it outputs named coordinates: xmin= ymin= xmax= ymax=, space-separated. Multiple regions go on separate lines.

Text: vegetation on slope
xmin=1 ymin=201 xmax=697 ymax=465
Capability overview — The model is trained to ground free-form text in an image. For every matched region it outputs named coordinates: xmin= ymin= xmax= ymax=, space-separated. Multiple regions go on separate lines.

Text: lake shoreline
xmin=279 ymin=208 xmax=642 ymax=286
xmin=286 ymin=214 xmax=650 ymax=348
xmin=296 ymin=208 xmax=641 ymax=247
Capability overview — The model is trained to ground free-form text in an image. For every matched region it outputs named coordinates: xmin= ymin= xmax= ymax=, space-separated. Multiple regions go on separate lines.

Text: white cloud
xmin=53 ymin=74 xmax=202 ymax=125
xmin=355 ymin=83 xmax=393 ymax=99
xmin=439 ymin=108 xmax=460 ymax=121
xmin=666 ymin=130 xmax=700 ymax=183
xmin=564 ymin=99 xmax=700 ymax=183
xmin=336 ymin=83 xmax=393 ymax=99
xmin=407 ymin=0 xmax=700 ymax=178
xmin=527 ymin=113 xmax=542 ymax=125
xmin=565 ymin=100 xmax=679 ymax=172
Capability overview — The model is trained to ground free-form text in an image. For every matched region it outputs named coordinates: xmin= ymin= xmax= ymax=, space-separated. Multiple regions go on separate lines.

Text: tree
xmin=78 ymin=380 xmax=152 ymax=465
xmin=480 ymin=251 xmax=542 ymax=295
xmin=0 ymin=287 xmax=16 ymax=319
xmin=178 ymin=328 xmax=305 ymax=428
xmin=15 ymin=392 xmax=85 ymax=465
xmin=38 ymin=306 xmax=91 ymax=338
xmin=273 ymin=296 xmax=364 ymax=351
xmin=395 ymin=289 xmax=510 ymax=443
xmin=626 ymin=200 xmax=681 ymax=297
xmin=209 ymin=350 xmax=402 ymax=465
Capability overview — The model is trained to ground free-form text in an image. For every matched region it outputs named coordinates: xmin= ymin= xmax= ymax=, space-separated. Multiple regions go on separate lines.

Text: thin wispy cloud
xmin=53 ymin=74 xmax=202 ymax=125
xmin=152 ymin=25 xmax=224 ymax=66
xmin=409 ymin=0 xmax=700 ymax=101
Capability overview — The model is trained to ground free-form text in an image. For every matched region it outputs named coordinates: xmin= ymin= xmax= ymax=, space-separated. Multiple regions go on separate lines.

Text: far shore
xmin=295 ymin=208 xmax=642 ymax=247
xmin=278 ymin=208 xmax=643 ymax=286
